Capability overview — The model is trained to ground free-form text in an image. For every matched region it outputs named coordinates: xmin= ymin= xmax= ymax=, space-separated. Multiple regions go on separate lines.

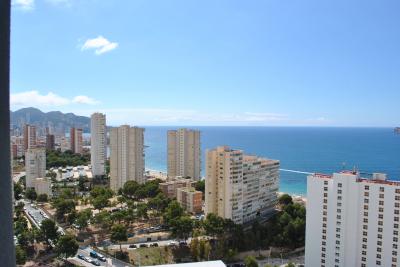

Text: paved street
xmin=69 ymin=247 xmax=132 ymax=267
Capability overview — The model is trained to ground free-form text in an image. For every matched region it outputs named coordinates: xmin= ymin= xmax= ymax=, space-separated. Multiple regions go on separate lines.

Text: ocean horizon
xmin=143 ymin=126 xmax=400 ymax=196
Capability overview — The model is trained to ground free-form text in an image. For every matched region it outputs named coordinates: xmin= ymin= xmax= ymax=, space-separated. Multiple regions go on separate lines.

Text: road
xmin=107 ymin=238 xmax=190 ymax=250
xmin=69 ymin=247 xmax=132 ymax=267
xmin=22 ymin=199 xmax=130 ymax=266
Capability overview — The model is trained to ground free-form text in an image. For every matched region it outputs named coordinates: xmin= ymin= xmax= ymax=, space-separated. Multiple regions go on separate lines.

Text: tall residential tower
xmin=167 ymin=128 xmax=201 ymax=180
xmin=306 ymin=171 xmax=400 ymax=267
xmin=110 ymin=125 xmax=145 ymax=191
xmin=90 ymin=113 xmax=107 ymax=177
xmin=23 ymin=124 xmax=36 ymax=150
xmin=70 ymin=127 xmax=83 ymax=154
xmin=205 ymin=146 xmax=279 ymax=224
xmin=25 ymin=148 xmax=46 ymax=188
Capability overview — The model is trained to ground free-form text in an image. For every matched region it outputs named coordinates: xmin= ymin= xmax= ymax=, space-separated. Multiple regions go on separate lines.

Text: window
xmin=362 ymin=251 xmax=366 ymax=255
xmin=396 ymin=189 xmax=400 ymax=194
xmin=377 ymin=241 xmax=382 ymax=246
xmin=378 ymin=234 xmax=382 ymax=239
xmin=379 ymin=214 xmax=383 ymax=219
xmin=362 ymin=244 xmax=367 ymax=249
xmin=377 ymin=247 xmax=382 ymax=252
xmin=395 ymin=224 xmax=399 ymax=229
xmin=363 ymin=231 xmax=368 ymax=236
xmin=338 ymin=189 xmax=342 ymax=194
xmin=365 ymin=185 xmax=369 ymax=190
xmin=378 ymin=227 xmax=383 ymax=232
xmin=380 ymin=187 xmax=385 ymax=192
xmin=394 ymin=237 xmax=398 ymax=242
xmin=376 ymin=261 xmax=381 ymax=265
xmin=394 ymin=244 xmax=398 ymax=249
xmin=363 ymin=225 xmax=368 ymax=230
xmin=396 ymin=196 xmax=400 ymax=201
xmin=338 ymin=183 xmax=342 ymax=188
xmin=379 ymin=200 xmax=384 ymax=205
xmin=364 ymin=199 xmax=369 ymax=203
xmin=324 ymin=181 xmax=328 ymax=185
xmin=379 ymin=193 xmax=385 ymax=199
xmin=324 ymin=187 xmax=328 ymax=191
xmin=324 ymin=193 xmax=328 ymax=197
xmin=379 ymin=207 xmax=384 ymax=212
xmin=379 ymin=221 xmax=383 ymax=225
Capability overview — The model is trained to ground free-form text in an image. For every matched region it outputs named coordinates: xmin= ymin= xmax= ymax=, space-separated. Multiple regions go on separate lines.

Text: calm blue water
xmin=144 ymin=127 xmax=400 ymax=196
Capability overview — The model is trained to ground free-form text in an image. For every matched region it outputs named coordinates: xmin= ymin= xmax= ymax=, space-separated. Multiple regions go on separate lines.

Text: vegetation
xmin=15 ymin=246 xmax=27 ymax=265
xmin=46 ymin=149 xmax=90 ymax=168
xmin=110 ymin=224 xmax=128 ymax=252
xmin=40 ymin=219 xmax=60 ymax=244
xmin=56 ymin=234 xmax=79 ymax=259
xmin=244 ymin=255 xmax=259 ymax=267
xmin=90 ymin=186 xmax=113 ymax=209
xmin=25 ymin=187 xmax=37 ymax=201
xmin=52 ymin=189 xmax=76 ymax=222
xmin=122 ymin=179 xmax=162 ymax=200
xmin=37 ymin=193 xmax=48 ymax=202
xmin=278 ymin=194 xmax=293 ymax=206
xmin=14 ymin=182 xmax=23 ymax=200
xmin=194 ymin=179 xmax=205 ymax=194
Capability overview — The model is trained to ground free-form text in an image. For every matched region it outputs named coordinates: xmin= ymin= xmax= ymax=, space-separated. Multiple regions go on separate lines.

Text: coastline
xmin=146 ymin=168 xmax=308 ymax=204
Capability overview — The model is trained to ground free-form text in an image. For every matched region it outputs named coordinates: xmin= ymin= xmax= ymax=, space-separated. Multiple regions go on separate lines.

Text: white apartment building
xmin=306 ymin=171 xmax=400 ymax=267
xmin=90 ymin=113 xmax=107 ymax=177
xmin=110 ymin=125 xmax=145 ymax=191
xmin=205 ymin=146 xmax=279 ymax=224
xmin=25 ymin=148 xmax=46 ymax=188
xmin=167 ymin=128 xmax=201 ymax=180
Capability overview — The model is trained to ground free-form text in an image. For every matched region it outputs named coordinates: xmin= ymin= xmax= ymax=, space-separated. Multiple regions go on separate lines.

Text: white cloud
xmin=11 ymin=90 xmax=99 ymax=108
xmin=12 ymin=0 xmax=34 ymax=11
xmin=81 ymin=36 xmax=119 ymax=55
xmin=11 ymin=91 xmax=69 ymax=106
xmin=73 ymin=95 xmax=100 ymax=105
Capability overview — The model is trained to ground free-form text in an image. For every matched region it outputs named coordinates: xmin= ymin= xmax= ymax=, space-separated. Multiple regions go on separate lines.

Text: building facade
xmin=159 ymin=178 xmax=197 ymax=199
xmin=110 ymin=125 xmax=145 ymax=191
xmin=34 ymin=178 xmax=52 ymax=197
xmin=90 ymin=113 xmax=107 ymax=177
xmin=24 ymin=124 xmax=36 ymax=150
xmin=45 ymin=134 xmax=55 ymax=150
xmin=176 ymin=187 xmax=203 ymax=214
xmin=70 ymin=127 xmax=83 ymax=154
xmin=167 ymin=128 xmax=201 ymax=180
xmin=306 ymin=171 xmax=400 ymax=267
xmin=205 ymin=146 xmax=279 ymax=224
xmin=25 ymin=148 xmax=46 ymax=188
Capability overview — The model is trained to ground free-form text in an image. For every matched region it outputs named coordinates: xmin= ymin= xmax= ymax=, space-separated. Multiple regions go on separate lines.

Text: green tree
xmin=278 ymin=194 xmax=293 ymax=206
xmin=110 ymin=224 xmax=128 ymax=252
xmin=37 ymin=193 xmax=48 ymax=202
xmin=190 ymin=238 xmax=199 ymax=260
xmin=195 ymin=180 xmax=205 ymax=194
xmin=285 ymin=263 xmax=295 ymax=267
xmin=92 ymin=195 xmax=110 ymax=210
xmin=56 ymin=234 xmax=79 ymax=259
xmin=136 ymin=203 xmax=148 ymax=220
xmin=90 ymin=186 xmax=113 ymax=199
xmin=203 ymin=213 xmax=225 ymax=237
xmin=40 ymin=219 xmax=60 ymax=243
xmin=171 ymin=216 xmax=194 ymax=241
xmin=163 ymin=200 xmax=184 ymax=225
xmin=25 ymin=187 xmax=37 ymax=201
xmin=93 ymin=210 xmax=112 ymax=230
xmin=15 ymin=246 xmax=27 ymax=265
xmin=75 ymin=209 xmax=92 ymax=231
xmin=122 ymin=180 xmax=139 ymax=198
xmin=53 ymin=199 xmax=75 ymax=222
xmin=244 ymin=256 xmax=259 ymax=267
xmin=14 ymin=182 xmax=23 ymax=200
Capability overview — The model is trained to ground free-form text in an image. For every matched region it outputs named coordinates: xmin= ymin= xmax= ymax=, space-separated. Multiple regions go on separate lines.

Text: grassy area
xmin=127 ymin=247 xmax=174 ymax=266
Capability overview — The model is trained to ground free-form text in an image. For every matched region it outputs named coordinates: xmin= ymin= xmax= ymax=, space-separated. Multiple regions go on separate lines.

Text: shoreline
xmin=145 ymin=168 xmax=307 ymax=203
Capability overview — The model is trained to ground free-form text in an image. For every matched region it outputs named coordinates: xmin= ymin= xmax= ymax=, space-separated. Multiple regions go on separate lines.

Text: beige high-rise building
xmin=110 ymin=125 xmax=145 ymax=191
xmin=205 ymin=146 xmax=279 ymax=224
xmin=167 ymin=128 xmax=201 ymax=180
xmin=25 ymin=148 xmax=46 ymax=188
xmin=70 ymin=127 xmax=83 ymax=154
xmin=91 ymin=113 xmax=107 ymax=177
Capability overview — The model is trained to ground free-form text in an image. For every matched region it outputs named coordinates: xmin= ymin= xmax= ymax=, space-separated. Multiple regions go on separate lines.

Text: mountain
xmin=11 ymin=107 xmax=90 ymax=133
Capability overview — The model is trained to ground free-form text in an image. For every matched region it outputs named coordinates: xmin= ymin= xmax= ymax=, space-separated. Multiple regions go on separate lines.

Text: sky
xmin=10 ymin=0 xmax=400 ymax=127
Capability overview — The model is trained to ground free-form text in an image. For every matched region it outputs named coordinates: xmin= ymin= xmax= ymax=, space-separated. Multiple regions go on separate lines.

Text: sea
xmin=144 ymin=127 xmax=400 ymax=196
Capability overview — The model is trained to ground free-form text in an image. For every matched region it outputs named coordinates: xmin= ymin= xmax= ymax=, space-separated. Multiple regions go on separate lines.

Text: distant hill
xmin=11 ymin=107 xmax=90 ymax=132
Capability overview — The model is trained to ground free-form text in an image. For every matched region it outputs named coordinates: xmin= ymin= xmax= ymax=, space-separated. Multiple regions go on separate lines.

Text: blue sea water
xmin=144 ymin=127 xmax=400 ymax=196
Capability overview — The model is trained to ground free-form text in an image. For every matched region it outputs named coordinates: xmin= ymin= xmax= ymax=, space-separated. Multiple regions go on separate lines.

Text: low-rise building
xmin=176 ymin=187 xmax=203 ymax=214
xmin=159 ymin=177 xmax=197 ymax=199
xmin=34 ymin=178 xmax=52 ymax=197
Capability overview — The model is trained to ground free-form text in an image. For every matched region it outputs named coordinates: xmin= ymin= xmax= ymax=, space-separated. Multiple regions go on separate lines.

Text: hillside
xmin=11 ymin=107 xmax=90 ymax=132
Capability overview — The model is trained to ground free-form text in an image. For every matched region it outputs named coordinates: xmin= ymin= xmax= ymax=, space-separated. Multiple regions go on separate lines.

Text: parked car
xmin=150 ymin=243 xmax=158 ymax=247
xmin=90 ymin=251 xmax=98 ymax=258
xmin=129 ymin=244 xmax=137 ymax=249
xmin=139 ymin=244 xmax=148 ymax=248
xmin=77 ymin=254 xmax=85 ymax=260
xmin=91 ymin=260 xmax=101 ymax=266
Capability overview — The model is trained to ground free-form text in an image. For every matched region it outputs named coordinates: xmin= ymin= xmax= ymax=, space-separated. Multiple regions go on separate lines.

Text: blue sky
xmin=10 ymin=0 xmax=400 ymax=126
